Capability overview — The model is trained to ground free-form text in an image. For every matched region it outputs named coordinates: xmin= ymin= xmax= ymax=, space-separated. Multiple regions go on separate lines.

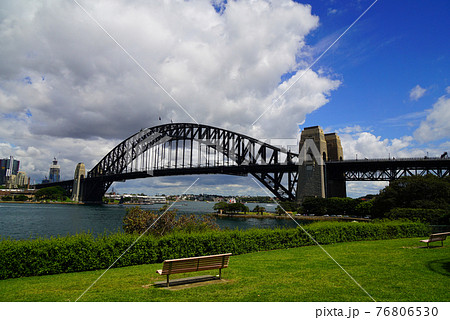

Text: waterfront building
xmin=5 ymin=174 xmax=17 ymax=189
xmin=16 ymin=171 xmax=28 ymax=187
xmin=0 ymin=156 xmax=20 ymax=185
xmin=49 ymin=158 xmax=61 ymax=183
xmin=104 ymin=193 xmax=167 ymax=204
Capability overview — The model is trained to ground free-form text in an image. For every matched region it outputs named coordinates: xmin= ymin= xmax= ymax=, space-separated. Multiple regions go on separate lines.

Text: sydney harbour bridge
xmin=36 ymin=123 xmax=450 ymax=203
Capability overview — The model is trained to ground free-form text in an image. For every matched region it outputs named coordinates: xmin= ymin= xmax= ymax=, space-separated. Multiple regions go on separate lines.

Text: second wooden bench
xmin=420 ymin=232 xmax=450 ymax=248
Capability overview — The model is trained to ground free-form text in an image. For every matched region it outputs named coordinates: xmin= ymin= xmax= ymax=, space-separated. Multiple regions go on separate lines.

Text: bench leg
xmin=167 ymin=275 xmax=170 ymax=288
xmin=219 ymin=268 xmax=222 ymax=280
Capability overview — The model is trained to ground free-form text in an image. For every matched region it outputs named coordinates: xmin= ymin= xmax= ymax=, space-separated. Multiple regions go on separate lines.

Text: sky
xmin=0 ymin=0 xmax=449 ymax=198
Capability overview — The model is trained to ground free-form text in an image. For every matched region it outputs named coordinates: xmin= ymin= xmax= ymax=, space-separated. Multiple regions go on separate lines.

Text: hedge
xmin=386 ymin=208 xmax=450 ymax=225
xmin=0 ymin=221 xmax=429 ymax=280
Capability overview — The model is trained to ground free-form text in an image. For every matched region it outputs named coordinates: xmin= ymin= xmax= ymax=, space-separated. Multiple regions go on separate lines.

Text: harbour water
xmin=0 ymin=201 xmax=299 ymax=240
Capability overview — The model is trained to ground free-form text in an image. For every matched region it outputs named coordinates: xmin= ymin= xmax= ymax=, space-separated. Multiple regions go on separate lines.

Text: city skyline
xmin=0 ymin=0 xmax=449 ymax=197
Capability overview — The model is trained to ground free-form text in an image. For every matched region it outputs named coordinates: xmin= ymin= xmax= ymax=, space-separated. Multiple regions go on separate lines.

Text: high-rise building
xmin=0 ymin=156 xmax=20 ymax=186
xmin=49 ymin=158 xmax=61 ymax=183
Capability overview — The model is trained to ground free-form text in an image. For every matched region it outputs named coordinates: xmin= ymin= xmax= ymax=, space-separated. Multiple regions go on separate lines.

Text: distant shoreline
xmin=0 ymin=200 xmax=82 ymax=205
xmin=211 ymin=212 xmax=370 ymax=221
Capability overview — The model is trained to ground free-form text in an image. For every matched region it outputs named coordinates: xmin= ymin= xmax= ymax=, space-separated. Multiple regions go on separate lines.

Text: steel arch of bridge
xmin=85 ymin=123 xmax=299 ymax=202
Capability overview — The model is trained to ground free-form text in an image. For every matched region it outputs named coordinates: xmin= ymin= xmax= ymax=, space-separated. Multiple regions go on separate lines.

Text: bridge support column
xmin=71 ymin=163 xmax=85 ymax=202
xmin=296 ymin=126 xmax=327 ymax=202
xmin=324 ymin=133 xmax=346 ymax=198
xmin=296 ymin=126 xmax=346 ymax=202
xmin=81 ymin=180 xmax=109 ymax=203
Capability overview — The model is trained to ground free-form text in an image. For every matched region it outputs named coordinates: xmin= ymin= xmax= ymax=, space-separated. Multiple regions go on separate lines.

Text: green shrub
xmin=122 ymin=206 xmax=218 ymax=236
xmin=14 ymin=195 xmax=28 ymax=202
xmin=386 ymin=208 xmax=449 ymax=225
xmin=0 ymin=221 xmax=429 ymax=280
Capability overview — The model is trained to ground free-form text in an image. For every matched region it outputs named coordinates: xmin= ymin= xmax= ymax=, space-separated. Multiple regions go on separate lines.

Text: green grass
xmin=0 ymin=237 xmax=448 ymax=302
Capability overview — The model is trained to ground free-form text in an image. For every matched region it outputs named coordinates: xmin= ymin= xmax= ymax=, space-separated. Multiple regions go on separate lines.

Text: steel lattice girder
xmin=326 ymin=158 xmax=450 ymax=181
xmin=86 ymin=123 xmax=299 ymax=201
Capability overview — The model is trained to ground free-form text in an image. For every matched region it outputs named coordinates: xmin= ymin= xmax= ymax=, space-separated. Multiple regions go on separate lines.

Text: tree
xmin=371 ymin=175 xmax=450 ymax=218
xmin=14 ymin=195 xmax=28 ymax=202
xmin=35 ymin=186 xmax=69 ymax=201
xmin=213 ymin=201 xmax=229 ymax=213
xmin=252 ymin=205 xmax=265 ymax=215
xmin=354 ymin=200 xmax=373 ymax=217
xmin=326 ymin=197 xmax=360 ymax=216
xmin=213 ymin=202 xmax=249 ymax=214
xmin=301 ymin=197 xmax=327 ymax=215
xmin=228 ymin=202 xmax=249 ymax=213
xmin=279 ymin=201 xmax=298 ymax=212
xmin=275 ymin=205 xmax=285 ymax=216
xmin=1 ymin=195 xmax=12 ymax=201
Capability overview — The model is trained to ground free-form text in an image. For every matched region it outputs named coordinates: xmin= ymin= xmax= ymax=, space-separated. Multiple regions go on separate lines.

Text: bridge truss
xmin=85 ymin=123 xmax=299 ymax=202
xmin=35 ymin=123 xmax=450 ymax=203
xmin=326 ymin=158 xmax=450 ymax=181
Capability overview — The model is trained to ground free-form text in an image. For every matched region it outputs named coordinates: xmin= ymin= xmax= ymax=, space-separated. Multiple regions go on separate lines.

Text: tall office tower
xmin=0 ymin=156 xmax=20 ymax=185
xmin=49 ymin=158 xmax=61 ymax=183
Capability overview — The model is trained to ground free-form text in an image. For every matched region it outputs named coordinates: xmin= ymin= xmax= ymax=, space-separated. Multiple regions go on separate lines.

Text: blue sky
xmin=301 ymin=0 xmax=449 ymax=143
xmin=0 ymin=0 xmax=449 ymax=198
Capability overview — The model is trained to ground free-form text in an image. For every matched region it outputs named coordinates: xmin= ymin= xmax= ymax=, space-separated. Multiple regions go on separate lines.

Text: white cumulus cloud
xmin=0 ymin=0 xmax=340 ymax=186
xmin=409 ymin=84 xmax=426 ymax=101
xmin=414 ymin=92 xmax=450 ymax=143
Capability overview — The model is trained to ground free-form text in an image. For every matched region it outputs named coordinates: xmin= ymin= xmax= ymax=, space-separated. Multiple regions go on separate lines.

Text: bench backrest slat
xmin=429 ymin=232 xmax=449 ymax=240
xmin=160 ymin=253 xmax=231 ymax=275
xmin=429 ymin=235 xmax=447 ymax=241
xmin=431 ymin=232 xmax=450 ymax=237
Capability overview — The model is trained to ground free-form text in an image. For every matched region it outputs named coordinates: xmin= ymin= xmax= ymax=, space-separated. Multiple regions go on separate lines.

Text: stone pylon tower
xmin=296 ymin=126 xmax=346 ymax=202
xmin=296 ymin=126 xmax=327 ymax=201
xmin=325 ymin=133 xmax=346 ymax=198
xmin=71 ymin=163 xmax=85 ymax=202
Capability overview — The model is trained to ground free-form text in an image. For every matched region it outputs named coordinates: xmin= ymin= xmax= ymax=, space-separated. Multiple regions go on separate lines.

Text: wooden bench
xmin=420 ymin=232 xmax=450 ymax=248
xmin=156 ymin=253 xmax=232 ymax=287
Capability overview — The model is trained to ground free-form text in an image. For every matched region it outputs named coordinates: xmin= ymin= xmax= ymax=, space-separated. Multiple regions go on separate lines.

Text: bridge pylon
xmin=71 ymin=163 xmax=85 ymax=202
xmin=296 ymin=126 xmax=346 ymax=202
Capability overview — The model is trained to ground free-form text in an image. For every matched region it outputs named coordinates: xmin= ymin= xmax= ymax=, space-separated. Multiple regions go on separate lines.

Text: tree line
xmin=275 ymin=175 xmax=450 ymax=224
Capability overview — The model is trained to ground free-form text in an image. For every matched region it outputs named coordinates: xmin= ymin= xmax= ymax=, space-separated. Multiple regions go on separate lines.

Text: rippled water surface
xmin=0 ymin=202 xmax=298 ymax=240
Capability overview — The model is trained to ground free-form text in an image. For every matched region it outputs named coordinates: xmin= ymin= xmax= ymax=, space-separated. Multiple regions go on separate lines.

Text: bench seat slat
xmin=163 ymin=262 xmax=230 ymax=270
xmin=158 ymin=266 xmax=229 ymax=275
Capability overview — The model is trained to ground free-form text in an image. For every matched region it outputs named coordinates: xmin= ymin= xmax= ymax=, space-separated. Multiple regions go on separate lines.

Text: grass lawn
xmin=0 ymin=237 xmax=449 ymax=302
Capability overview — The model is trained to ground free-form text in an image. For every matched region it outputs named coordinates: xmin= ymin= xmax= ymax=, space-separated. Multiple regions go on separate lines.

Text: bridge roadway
xmin=36 ymin=157 xmax=449 ymax=200
xmin=326 ymin=157 xmax=450 ymax=181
